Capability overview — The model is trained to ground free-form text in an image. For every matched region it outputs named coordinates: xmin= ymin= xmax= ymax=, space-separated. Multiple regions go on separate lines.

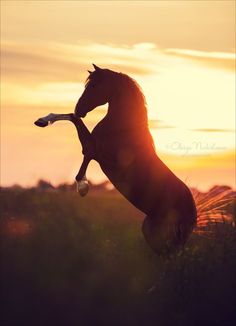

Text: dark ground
xmin=1 ymin=189 xmax=236 ymax=326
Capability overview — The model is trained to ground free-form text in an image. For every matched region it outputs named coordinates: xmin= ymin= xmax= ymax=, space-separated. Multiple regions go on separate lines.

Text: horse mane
xmin=116 ymin=73 xmax=147 ymax=107
xmin=111 ymin=71 xmax=155 ymax=151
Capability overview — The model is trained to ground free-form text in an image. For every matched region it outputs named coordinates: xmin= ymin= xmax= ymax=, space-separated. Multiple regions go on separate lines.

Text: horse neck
xmin=106 ymin=96 xmax=148 ymax=131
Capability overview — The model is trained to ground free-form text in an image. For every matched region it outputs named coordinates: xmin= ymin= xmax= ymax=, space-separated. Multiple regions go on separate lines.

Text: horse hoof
xmin=34 ymin=119 xmax=49 ymax=127
xmin=77 ymin=180 xmax=89 ymax=197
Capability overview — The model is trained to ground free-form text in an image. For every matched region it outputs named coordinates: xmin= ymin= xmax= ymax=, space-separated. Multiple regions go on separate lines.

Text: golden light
xmin=1 ymin=1 xmax=235 ymax=190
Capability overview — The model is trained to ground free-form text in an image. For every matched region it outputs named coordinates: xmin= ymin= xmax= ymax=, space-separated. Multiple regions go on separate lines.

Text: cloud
xmin=1 ymin=42 xmax=87 ymax=84
xmin=148 ymin=119 xmax=175 ymax=130
xmin=164 ymin=48 xmax=235 ymax=71
xmin=1 ymin=41 xmax=156 ymax=86
xmin=2 ymin=41 xmax=235 ymax=133
xmin=191 ymin=128 xmax=235 ymax=133
xmin=2 ymin=40 xmax=234 ymax=91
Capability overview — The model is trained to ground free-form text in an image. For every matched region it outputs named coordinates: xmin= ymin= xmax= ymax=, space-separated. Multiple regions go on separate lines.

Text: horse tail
xmin=192 ymin=187 xmax=236 ymax=231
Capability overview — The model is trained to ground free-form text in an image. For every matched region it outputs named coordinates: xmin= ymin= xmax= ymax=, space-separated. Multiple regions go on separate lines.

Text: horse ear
xmin=92 ymin=64 xmax=101 ymax=71
xmin=87 ymin=70 xmax=92 ymax=74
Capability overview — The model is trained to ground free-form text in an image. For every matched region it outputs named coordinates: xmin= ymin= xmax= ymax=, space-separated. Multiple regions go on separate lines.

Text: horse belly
xmin=99 ymin=157 xmax=166 ymax=215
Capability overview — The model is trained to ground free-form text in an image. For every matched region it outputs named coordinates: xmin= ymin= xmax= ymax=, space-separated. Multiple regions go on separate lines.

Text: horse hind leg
xmin=142 ymin=214 xmax=194 ymax=256
xmin=142 ymin=215 xmax=170 ymax=255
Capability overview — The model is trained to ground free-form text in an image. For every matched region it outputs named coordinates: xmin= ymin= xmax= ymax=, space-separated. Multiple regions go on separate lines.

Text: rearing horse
xmin=35 ymin=64 xmax=197 ymax=255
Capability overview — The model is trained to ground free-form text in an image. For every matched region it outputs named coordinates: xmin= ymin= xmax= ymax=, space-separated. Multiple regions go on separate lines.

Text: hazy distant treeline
xmin=0 ymin=179 xmax=116 ymax=193
xmin=1 ymin=180 xmax=234 ymax=196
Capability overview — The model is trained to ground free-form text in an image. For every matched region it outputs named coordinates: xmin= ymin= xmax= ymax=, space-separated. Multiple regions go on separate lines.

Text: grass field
xmin=1 ymin=188 xmax=236 ymax=326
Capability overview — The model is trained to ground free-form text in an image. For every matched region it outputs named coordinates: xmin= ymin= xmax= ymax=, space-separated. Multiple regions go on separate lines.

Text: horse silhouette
xmin=35 ymin=64 xmax=197 ymax=255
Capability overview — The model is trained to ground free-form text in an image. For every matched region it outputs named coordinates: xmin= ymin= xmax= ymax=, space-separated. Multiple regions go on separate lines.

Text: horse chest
xmin=94 ymin=136 xmax=136 ymax=169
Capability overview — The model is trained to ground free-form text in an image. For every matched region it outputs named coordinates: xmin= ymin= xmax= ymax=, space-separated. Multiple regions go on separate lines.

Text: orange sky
xmin=1 ymin=1 xmax=235 ymax=191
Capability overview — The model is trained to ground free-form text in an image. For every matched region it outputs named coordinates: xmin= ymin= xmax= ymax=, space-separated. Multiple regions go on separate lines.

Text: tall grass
xmin=192 ymin=187 xmax=236 ymax=234
xmin=0 ymin=187 xmax=235 ymax=326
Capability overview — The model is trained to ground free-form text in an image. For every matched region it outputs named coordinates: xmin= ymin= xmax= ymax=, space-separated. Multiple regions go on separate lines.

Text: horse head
xmin=75 ymin=64 xmax=113 ymax=118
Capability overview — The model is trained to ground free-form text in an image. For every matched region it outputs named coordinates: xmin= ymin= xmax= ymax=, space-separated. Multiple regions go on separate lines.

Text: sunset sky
xmin=1 ymin=1 xmax=235 ymax=191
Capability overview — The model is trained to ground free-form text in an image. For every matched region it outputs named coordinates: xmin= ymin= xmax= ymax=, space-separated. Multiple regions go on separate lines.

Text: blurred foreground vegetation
xmin=0 ymin=185 xmax=236 ymax=326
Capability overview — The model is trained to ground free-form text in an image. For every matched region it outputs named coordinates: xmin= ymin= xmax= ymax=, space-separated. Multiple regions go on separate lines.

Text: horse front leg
xmin=34 ymin=113 xmax=73 ymax=127
xmin=71 ymin=118 xmax=96 ymax=196
xmin=35 ymin=113 xmax=95 ymax=156
xmin=75 ymin=156 xmax=91 ymax=196
xmin=35 ymin=113 xmax=96 ymax=195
